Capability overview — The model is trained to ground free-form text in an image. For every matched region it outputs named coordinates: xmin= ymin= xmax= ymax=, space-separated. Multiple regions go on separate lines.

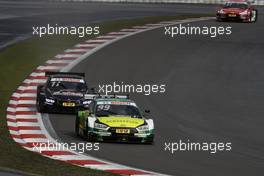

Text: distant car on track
xmin=36 ymin=72 xmax=92 ymax=113
xmin=216 ymin=0 xmax=257 ymax=22
xmin=75 ymin=94 xmax=154 ymax=144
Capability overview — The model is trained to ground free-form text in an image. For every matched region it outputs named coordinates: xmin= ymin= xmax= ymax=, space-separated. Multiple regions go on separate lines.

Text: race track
xmin=49 ymin=17 xmax=264 ymax=176
xmin=0 ymin=0 xmax=216 ymax=49
xmin=3 ymin=0 xmax=264 ymax=175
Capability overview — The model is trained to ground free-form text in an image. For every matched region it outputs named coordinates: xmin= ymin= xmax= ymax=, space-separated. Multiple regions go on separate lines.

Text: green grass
xmin=0 ymin=14 xmax=211 ymax=176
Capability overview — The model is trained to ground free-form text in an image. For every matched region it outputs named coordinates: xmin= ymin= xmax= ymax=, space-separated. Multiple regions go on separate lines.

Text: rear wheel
xmin=75 ymin=115 xmax=80 ymax=136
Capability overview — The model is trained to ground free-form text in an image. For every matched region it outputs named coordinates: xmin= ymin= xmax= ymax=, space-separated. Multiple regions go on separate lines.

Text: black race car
xmin=36 ymin=72 xmax=92 ymax=113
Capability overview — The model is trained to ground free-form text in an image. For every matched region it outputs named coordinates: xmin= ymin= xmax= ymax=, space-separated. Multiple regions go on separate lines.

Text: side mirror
xmin=78 ymin=110 xmax=91 ymax=117
xmin=143 ymin=110 xmax=151 ymax=118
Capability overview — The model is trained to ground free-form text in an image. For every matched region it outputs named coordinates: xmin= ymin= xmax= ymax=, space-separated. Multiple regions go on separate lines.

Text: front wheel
xmin=84 ymin=125 xmax=95 ymax=142
xmin=216 ymin=17 xmax=222 ymax=22
xmin=36 ymin=96 xmax=46 ymax=113
xmin=250 ymin=9 xmax=258 ymax=23
xmin=86 ymin=132 xmax=95 ymax=142
xmin=78 ymin=118 xmax=91 ymax=141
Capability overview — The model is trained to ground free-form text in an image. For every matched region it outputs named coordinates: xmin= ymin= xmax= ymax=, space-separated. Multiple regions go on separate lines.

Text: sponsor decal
xmin=53 ymin=91 xmax=83 ymax=97
xmin=97 ymin=101 xmax=137 ymax=106
xmin=98 ymin=117 xmax=144 ymax=128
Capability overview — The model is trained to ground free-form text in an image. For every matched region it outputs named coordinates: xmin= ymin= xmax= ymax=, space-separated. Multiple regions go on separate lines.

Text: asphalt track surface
xmin=3 ymin=0 xmax=264 ymax=176
xmin=0 ymin=0 xmax=218 ymax=49
xmin=49 ymin=17 xmax=264 ymax=176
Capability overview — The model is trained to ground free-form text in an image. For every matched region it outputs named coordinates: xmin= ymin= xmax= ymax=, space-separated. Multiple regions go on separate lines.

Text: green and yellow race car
xmin=75 ymin=95 xmax=154 ymax=144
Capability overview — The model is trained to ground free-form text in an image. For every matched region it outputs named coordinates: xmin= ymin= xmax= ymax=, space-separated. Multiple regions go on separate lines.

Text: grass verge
xmin=0 ymin=14 xmax=211 ymax=176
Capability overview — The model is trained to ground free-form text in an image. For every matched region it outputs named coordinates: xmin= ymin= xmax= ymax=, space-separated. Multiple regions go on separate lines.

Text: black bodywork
xmin=36 ymin=72 xmax=92 ymax=113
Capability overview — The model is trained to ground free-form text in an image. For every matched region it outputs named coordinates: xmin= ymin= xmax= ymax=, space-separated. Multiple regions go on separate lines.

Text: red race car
xmin=216 ymin=0 xmax=257 ymax=22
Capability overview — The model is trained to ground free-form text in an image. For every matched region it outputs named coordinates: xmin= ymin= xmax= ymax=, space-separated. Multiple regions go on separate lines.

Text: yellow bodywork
xmin=98 ymin=116 xmax=144 ymax=128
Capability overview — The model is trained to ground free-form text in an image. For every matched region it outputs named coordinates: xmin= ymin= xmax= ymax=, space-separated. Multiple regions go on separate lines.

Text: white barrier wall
xmin=55 ymin=0 xmax=264 ymax=5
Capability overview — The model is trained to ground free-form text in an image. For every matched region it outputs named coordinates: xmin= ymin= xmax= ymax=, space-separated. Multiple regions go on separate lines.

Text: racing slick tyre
xmin=144 ymin=137 xmax=154 ymax=145
xmin=84 ymin=126 xmax=95 ymax=142
xmin=75 ymin=115 xmax=80 ymax=136
xmin=86 ymin=133 xmax=95 ymax=142
xmin=216 ymin=17 xmax=222 ymax=22
xmin=76 ymin=118 xmax=94 ymax=141
xmin=82 ymin=120 xmax=95 ymax=142
xmin=250 ymin=9 xmax=258 ymax=23
xmin=143 ymin=141 xmax=154 ymax=145
xmin=36 ymin=96 xmax=46 ymax=113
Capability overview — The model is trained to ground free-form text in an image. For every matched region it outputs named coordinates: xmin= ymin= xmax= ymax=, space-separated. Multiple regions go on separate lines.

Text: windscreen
xmin=223 ymin=2 xmax=248 ymax=9
xmin=48 ymin=78 xmax=87 ymax=92
xmin=95 ymin=104 xmax=142 ymax=118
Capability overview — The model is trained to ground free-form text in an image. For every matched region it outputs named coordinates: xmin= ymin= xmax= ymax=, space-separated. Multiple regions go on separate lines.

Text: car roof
xmin=50 ymin=74 xmax=84 ymax=79
xmin=45 ymin=72 xmax=85 ymax=79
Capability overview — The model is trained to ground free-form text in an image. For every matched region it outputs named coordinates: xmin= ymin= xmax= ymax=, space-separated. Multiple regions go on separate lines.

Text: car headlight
xmin=45 ymin=98 xmax=55 ymax=103
xmin=94 ymin=122 xmax=108 ymax=130
xmin=136 ymin=124 xmax=149 ymax=132
xmin=240 ymin=10 xmax=248 ymax=15
xmin=218 ymin=9 xmax=226 ymax=14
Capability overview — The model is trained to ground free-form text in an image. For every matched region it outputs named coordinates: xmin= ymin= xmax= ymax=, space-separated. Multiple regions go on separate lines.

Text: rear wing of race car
xmin=84 ymin=93 xmax=129 ymax=100
xmin=45 ymin=72 xmax=85 ymax=78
